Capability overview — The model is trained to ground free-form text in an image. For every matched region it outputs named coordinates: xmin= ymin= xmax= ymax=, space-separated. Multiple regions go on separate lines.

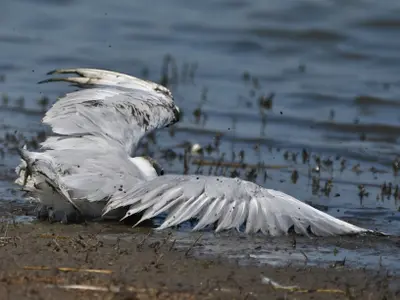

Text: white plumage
xmin=103 ymin=174 xmax=369 ymax=236
xmin=40 ymin=68 xmax=179 ymax=156
xmin=14 ymin=67 xmax=380 ymax=236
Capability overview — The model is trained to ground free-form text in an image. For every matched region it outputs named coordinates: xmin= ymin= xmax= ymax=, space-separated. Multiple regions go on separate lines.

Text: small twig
xmin=155 ymin=254 xmax=164 ymax=267
xmin=75 ymin=235 xmax=88 ymax=248
xmin=52 ymin=238 xmax=62 ymax=251
xmin=162 ymin=232 xmax=172 ymax=247
xmin=300 ymin=250 xmax=308 ymax=264
xmin=137 ymin=232 xmax=151 ymax=250
xmin=23 ymin=266 xmax=113 ymax=274
xmin=168 ymin=239 xmax=176 ymax=252
xmin=185 ymin=234 xmax=203 ymax=257
xmin=261 ymin=276 xmax=344 ymax=294
xmin=48 ymin=284 xmax=111 ymax=292
xmin=3 ymin=221 xmax=9 ymax=237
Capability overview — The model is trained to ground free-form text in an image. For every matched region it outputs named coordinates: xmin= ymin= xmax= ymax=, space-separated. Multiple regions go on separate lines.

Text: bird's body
xmin=16 ymin=139 xmax=158 ymax=221
xmin=14 ymin=68 xmax=380 ymax=236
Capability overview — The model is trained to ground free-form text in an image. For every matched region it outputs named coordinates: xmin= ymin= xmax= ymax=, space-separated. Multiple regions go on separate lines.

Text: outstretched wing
xmin=103 ymin=174 xmax=373 ymax=236
xmin=39 ymin=68 xmax=180 ymax=156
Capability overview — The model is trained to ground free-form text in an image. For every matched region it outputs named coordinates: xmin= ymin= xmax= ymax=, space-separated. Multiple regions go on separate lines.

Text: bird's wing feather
xmin=60 ymin=150 xmax=145 ymax=203
xmin=40 ymin=68 xmax=179 ymax=155
xmin=103 ymin=174 xmax=372 ymax=236
xmin=45 ymin=139 xmax=146 ymax=202
xmin=41 ymin=68 xmax=173 ymax=94
xmin=17 ymin=135 xmax=147 ymax=205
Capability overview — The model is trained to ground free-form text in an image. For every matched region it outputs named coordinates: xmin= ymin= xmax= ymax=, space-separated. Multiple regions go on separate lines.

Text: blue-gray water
xmin=1 ymin=0 xmax=400 ymax=272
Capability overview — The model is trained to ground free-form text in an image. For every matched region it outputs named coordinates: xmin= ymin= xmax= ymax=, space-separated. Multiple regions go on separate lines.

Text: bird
xmin=16 ymin=68 xmax=176 ymax=223
xmin=14 ymin=68 xmax=382 ymax=236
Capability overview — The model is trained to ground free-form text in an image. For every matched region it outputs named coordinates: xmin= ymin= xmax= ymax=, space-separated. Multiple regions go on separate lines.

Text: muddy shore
xmin=0 ymin=219 xmax=397 ymax=300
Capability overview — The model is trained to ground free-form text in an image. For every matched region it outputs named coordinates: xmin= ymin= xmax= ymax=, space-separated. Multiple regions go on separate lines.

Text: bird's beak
xmin=171 ymin=105 xmax=180 ymax=124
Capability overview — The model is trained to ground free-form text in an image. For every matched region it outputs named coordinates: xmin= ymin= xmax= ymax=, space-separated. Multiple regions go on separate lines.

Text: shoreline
xmin=0 ymin=222 xmax=398 ymax=299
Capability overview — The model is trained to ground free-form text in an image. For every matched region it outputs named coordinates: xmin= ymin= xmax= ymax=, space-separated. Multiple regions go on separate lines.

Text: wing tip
xmin=38 ymin=77 xmax=76 ymax=84
xmin=46 ymin=69 xmax=59 ymax=75
xmin=39 ymin=68 xmax=83 ymax=84
xmin=37 ymin=78 xmax=53 ymax=84
xmin=46 ymin=68 xmax=78 ymax=76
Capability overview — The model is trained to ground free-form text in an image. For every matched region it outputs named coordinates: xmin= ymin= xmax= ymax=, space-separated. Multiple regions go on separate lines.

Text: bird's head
xmin=143 ymin=156 xmax=164 ymax=176
xmin=167 ymin=105 xmax=180 ymax=127
xmin=128 ymin=156 xmax=164 ymax=180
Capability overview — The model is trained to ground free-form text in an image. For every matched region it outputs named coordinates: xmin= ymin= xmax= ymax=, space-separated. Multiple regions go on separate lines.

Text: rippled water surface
xmin=1 ymin=0 xmax=400 ymax=271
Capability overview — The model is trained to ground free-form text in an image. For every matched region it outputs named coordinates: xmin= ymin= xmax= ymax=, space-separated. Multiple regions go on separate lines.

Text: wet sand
xmin=0 ymin=220 xmax=398 ymax=300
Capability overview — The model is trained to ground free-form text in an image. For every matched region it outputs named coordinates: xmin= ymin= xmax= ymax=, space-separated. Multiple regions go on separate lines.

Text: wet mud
xmin=0 ymin=221 xmax=399 ymax=300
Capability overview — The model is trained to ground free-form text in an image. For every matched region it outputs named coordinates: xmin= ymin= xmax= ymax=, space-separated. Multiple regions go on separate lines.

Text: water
xmin=1 ymin=0 xmax=400 ymax=271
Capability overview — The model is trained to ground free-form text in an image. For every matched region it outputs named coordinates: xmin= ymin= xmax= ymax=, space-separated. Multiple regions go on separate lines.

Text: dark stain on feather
xmin=130 ymin=105 xmax=150 ymax=128
xmin=83 ymin=100 xmax=104 ymax=107
xmin=113 ymin=102 xmax=151 ymax=129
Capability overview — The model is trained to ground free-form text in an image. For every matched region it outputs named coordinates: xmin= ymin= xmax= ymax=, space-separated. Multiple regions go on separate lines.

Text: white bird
xmin=15 ymin=68 xmax=381 ymax=236
xmin=16 ymin=68 xmax=176 ymax=222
